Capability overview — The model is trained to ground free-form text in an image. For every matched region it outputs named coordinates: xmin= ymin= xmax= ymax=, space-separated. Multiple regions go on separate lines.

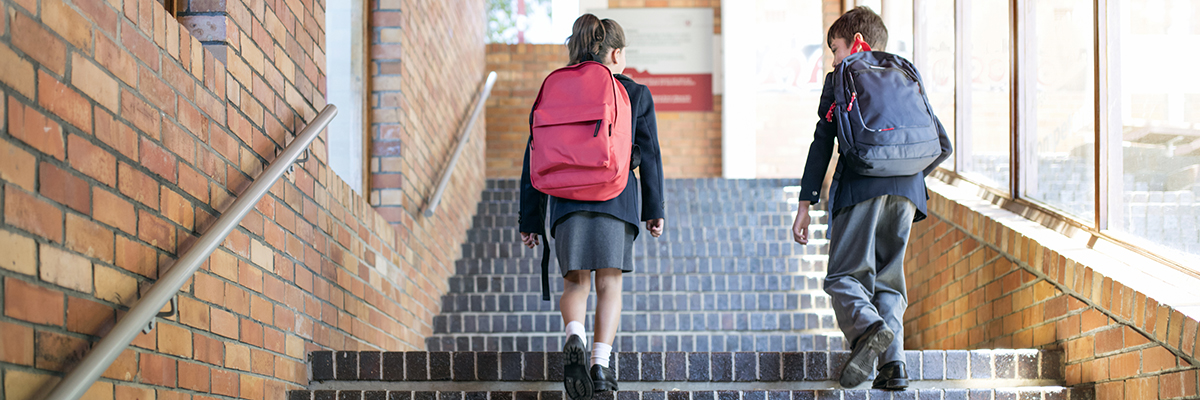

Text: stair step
xmin=305 ymin=350 xmax=1063 ymax=384
xmin=433 ymin=313 xmax=838 ymax=334
xmin=438 ymin=293 xmax=833 ymax=313
xmin=447 ymin=275 xmax=828 ymax=294
xmin=424 ymin=333 xmax=847 ymax=353
xmin=455 ymin=258 xmax=830 ymax=276
xmin=289 ymin=387 xmax=1079 ymax=400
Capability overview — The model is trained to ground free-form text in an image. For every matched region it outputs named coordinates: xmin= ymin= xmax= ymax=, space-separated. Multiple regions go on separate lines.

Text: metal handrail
xmin=423 ymin=71 xmax=497 ymax=217
xmin=42 ymin=105 xmax=339 ymax=400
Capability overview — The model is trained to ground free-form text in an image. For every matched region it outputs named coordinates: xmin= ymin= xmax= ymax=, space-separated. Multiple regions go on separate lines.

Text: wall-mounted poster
xmin=589 ymin=8 xmax=714 ymax=112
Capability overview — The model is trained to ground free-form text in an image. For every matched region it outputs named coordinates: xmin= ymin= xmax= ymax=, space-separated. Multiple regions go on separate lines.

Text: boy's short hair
xmin=827 ymin=6 xmax=888 ymax=51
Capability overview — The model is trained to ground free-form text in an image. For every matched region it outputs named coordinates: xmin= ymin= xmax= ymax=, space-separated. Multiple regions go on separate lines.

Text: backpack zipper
xmin=593 ymin=120 xmax=602 ymax=137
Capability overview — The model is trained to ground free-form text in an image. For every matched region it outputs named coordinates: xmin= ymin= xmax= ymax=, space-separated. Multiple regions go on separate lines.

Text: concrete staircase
xmin=289 ymin=179 xmax=1083 ymax=400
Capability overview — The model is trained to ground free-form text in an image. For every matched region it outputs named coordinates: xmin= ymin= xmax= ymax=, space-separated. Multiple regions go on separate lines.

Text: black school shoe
xmin=838 ymin=321 xmax=895 ymax=388
xmin=563 ymin=335 xmax=594 ymax=400
xmin=872 ymin=361 xmax=909 ymax=390
xmin=591 ymin=364 xmax=618 ymax=392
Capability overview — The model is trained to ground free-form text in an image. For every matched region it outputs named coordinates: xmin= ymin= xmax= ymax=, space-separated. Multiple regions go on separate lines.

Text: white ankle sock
xmin=565 ymin=321 xmax=586 ymax=342
xmin=591 ymin=342 xmax=612 ymax=367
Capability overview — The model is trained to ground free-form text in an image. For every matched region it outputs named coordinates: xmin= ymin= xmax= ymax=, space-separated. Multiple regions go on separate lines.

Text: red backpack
xmin=529 ymin=61 xmax=633 ymax=201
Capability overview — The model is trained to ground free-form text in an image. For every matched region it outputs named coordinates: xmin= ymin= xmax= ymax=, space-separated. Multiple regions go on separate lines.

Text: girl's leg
xmin=592 ymin=268 xmax=623 ymax=366
xmin=561 ymin=270 xmax=592 ymax=331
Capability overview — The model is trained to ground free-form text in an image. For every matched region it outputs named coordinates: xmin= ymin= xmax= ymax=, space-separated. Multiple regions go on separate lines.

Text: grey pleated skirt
xmin=552 ymin=211 xmax=636 ymax=276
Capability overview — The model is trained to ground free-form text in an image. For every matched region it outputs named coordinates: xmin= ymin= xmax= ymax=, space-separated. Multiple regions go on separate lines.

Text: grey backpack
xmin=828 ymin=49 xmax=947 ymax=177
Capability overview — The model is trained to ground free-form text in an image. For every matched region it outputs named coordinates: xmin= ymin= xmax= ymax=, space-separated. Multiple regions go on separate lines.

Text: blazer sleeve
xmin=519 ymin=111 xmax=548 ymax=235
xmin=633 ymin=85 xmax=666 ymax=221
xmin=798 ymin=73 xmax=838 ymax=204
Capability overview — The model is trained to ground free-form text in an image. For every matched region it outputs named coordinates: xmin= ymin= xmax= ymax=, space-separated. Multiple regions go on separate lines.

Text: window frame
xmin=910 ymin=0 xmax=1200 ymax=279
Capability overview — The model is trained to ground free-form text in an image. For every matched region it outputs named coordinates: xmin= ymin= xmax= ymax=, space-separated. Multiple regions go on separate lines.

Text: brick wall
xmin=484 ymin=0 xmax=723 ymax=179
xmin=0 ymin=0 xmax=479 ymax=398
xmin=904 ymin=178 xmax=1200 ymax=399
xmin=366 ymin=0 xmax=487 ymax=308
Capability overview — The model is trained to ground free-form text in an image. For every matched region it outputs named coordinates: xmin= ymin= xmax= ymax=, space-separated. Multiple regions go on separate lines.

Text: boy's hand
xmin=792 ymin=202 xmax=812 ymax=244
xmin=645 ymin=218 xmax=665 ymax=238
xmin=520 ymin=232 xmax=540 ymax=248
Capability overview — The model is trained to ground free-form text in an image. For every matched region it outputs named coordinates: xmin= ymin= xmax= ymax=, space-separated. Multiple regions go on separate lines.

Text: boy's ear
xmin=853 ymin=32 xmax=864 ymax=43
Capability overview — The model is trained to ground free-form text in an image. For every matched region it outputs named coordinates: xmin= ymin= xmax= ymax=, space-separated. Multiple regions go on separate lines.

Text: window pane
xmin=1115 ymin=0 xmax=1200 ymax=257
xmin=754 ymin=0 xmax=824 ymax=177
xmin=960 ymin=0 xmax=1011 ymax=190
xmin=915 ymin=0 xmax=955 ymax=169
xmin=1025 ymin=0 xmax=1095 ymax=222
xmin=882 ymin=0 xmax=914 ymax=62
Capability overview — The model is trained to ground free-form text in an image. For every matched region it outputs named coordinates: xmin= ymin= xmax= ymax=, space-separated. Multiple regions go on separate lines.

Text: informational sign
xmin=589 ymin=8 xmax=714 ymax=112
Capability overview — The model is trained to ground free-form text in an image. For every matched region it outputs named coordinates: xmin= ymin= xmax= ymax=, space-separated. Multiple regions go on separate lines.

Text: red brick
xmin=1162 ymin=371 xmax=1186 ymax=399
xmin=0 ymin=139 xmax=38 ymax=191
xmin=8 ymin=98 xmax=66 ymax=160
xmin=0 ymin=321 xmax=35 ymax=365
xmin=179 ymin=296 xmax=209 ymax=330
xmin=156 ymin=322 xmax=192 ymax=357
xmin=1110 ymin=351 xmax=1139 ymax=379
xmin=163 ymin=60 xmax=195 ymax=101
xmin=96 ymin=34 xmax=138 ymax=85
xmin=114 ymin=384 xmax=154 ymax=399
xmin=250 ymin=348 xmax=274 ymax=375
xmin=1144 ymin=346 xmax=1178 ymax=373
xmin=211 ymin=368 xmax=240 ymax=397
xmin=140 ymin=137 xmax=178 ymax=182
xmin=4 ymin=277 xmax=65 ymax=325
xmin=71 ymin=53 xmax=120 ymax=112
xmin=0 ymin=42 xmax=36 ymax=98
xmin=115 ymin=235 xmax=158 ymax=278
xmin=239 ymin=318 xmax=263 ymax=347
xmin=118 ymin=162 xmax=159 ymax=208
xmin=75 ymin=0 xmax=120 ymax=36
xmin=92 ymin=189 xmax=137 ymax=234
xmin=11 ymin=12 xmax=67 ymax=75
xmin=139 ymin=65 xmax=177 ymax=117
xmin=101 ymin=348 xmax=138 ymax=381
xmin=179 ymin=164 xmax=210 ymax=202
xmin=161 ymin=187 xmax=194 ymax=230
xmin=193 ymin=332 xmax=223 ymax=365
xmin=1081 ymin=308 xmax=1109 ymax=333
xmin=139 ymin=352 xmax=177 ymax=387
xmin=163 ymin=123 xmax=197 ymax=165
xmin=67 ymin=296 xmax=114 ymax=336
xmin=179 ymin=101 xmax=207 ymax=138
xmin=121 ymin=89 xmax=161 ymax=137
xmin=240 ymin=374 xmax=264 ymax=400
xmin=65 ymin=213 xmax=114 ymax=262
xmin=95 ymin=108 xmax=139 ymax=159
xmin=121 ymin=20 xmax=160 ymax=71
xmin=225 ymin=282 xmax=250 ymax=315
xmin=5 ymin=185 xmax=65 ymax=242
xmin=43 ymin=0 xmax=93 ymax=49
xmin=138 ymin=209 xmax=176 ymax=251
xmin=113 ymin=381 xmax=153 ymax=396
xmin=35 ymin=329 xmax=89 ymax=371
xmin=210 ymin=308 xmax=239 ymax=339
xmin=40 ymin=162 xmax=91 ymax=213
xmin=178 ymin=360 xmax=211 ymax=391
xmin=69 ymin=134 xmax=118 ymax=187
xmin=1126 ymin=376 xmax=1158 ymax=400
xmin=38 ymin=70 xmax=93 ymax=133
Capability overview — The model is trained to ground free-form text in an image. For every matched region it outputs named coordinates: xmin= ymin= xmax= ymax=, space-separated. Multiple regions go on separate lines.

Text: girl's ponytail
xmin=567 ymin=14 xmax=626 ymax=66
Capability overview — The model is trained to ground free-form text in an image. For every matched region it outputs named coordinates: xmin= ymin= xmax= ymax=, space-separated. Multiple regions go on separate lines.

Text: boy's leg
xmin=824 ymin=197 xmax=887 ymax=348
xmin=871 ymin=196 xmax=916 ymax=365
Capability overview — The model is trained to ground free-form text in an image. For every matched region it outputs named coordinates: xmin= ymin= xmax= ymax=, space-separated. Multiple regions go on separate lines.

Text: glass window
xmin=1114 ymin=0 xmax=1200 ymax=257
xmin=326 ymin=0 xmax=365 ymax=193
xmin=1024 ymin=0 xmax=1095 ymax=222
xmin=914 ymin=0 xmax=955 ymax=169
xmin=754 ymin=0 xmax=824 ymax=177
xmin=959 ymin=0 xmax=1012 ymax=190
xmin=882 ymin=0 xmax=914 ymax=62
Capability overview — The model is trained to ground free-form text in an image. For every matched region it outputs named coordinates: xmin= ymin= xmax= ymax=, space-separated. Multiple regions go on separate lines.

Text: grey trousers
xmin=824 ymin=195 xmax=916 ymax=366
